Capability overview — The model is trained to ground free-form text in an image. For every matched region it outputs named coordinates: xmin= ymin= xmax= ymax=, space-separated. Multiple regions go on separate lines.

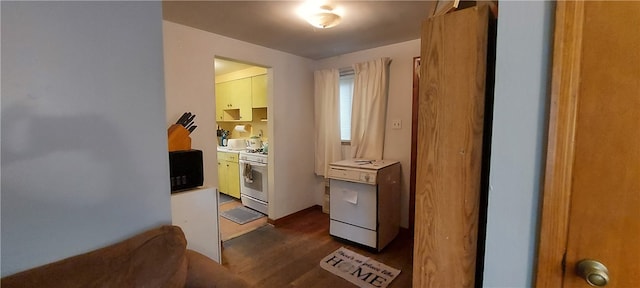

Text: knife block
xmin=168 ymin=124 xmax=191 ymax=152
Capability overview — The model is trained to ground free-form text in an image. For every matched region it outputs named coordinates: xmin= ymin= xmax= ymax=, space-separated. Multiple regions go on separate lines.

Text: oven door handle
xmin=240 ymin=160 xmax=267 ymax=167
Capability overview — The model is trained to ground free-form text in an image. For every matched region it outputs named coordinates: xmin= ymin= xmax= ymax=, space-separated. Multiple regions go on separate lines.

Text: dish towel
xmin=244 ymin=163 xmax=254 ymax=183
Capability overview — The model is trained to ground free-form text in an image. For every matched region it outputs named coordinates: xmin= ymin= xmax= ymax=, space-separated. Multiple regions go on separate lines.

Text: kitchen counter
xmin=216 ymin=146 xmax=243 ymax=153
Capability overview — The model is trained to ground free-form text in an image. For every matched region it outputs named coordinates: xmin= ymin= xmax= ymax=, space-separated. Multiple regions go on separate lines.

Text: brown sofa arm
xmin=184 ymin=250 xmax=251 ymax=288
xmin=1 ymin=225 xmax=188 ymax=288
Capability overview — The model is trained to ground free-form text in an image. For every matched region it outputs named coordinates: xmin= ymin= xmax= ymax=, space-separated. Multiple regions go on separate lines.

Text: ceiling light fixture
xmin=298 ymin=2 xmax=343 ymax=29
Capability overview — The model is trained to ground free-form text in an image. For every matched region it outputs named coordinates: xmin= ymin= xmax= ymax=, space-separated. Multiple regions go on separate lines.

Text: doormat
xmin=219 ymin=193 xmax=235 ymax=205
xmin=220 ymin=206 xmax=264 ymax=225
xmin=320 ymin=247 xmax=400 ymax=288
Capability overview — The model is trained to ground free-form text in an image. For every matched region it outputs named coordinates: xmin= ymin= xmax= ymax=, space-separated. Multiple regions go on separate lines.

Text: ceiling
xmin=162 ymin=1 xmax=436 ymax=61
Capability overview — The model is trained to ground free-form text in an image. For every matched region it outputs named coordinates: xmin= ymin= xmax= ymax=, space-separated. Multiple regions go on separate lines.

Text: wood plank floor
xmin=220 ymin=206 xmax=413 ymax=287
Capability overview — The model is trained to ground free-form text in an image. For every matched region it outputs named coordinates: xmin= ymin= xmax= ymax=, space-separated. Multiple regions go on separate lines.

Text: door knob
xmin=576 ymin=259 xmax=609 ymax=287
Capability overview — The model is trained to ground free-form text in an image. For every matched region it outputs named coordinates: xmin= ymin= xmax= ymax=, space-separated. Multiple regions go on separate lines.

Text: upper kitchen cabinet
xmin=215 ymin=77 xmax=252 ymax=122
xmin=215 ymin=74 xmax=268 ymax=122
xmin=251 ymin=74 xmax=267 ymax=108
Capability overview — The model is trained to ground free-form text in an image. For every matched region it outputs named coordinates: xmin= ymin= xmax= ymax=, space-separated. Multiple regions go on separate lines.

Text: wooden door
xmin=536 ymin=2 xmax=640 ymax=287
xmin=413 ymin=5 xmax=490 ymax=287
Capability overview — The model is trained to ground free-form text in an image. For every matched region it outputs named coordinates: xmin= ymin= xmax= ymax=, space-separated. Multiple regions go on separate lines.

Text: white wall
xmin=483 ymin=1 xmax=554 ymax=287
xmin=314 ymin=40 xmax=420 ymax=228
xmin=1 ymin=1 xmax=170 ymax=276
xmin=163 ymin=22 xmax=317 ymax=220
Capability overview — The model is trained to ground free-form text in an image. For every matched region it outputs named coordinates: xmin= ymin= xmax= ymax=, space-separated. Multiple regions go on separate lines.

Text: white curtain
xmin=350 ymin=57 xmax=391 ymax=160
xmin=314 ymin=68 xmax=342 ymax=177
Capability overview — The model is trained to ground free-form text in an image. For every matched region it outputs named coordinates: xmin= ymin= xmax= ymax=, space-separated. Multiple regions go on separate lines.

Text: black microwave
xmin=168 ymin=150 xmax=203 ymax=193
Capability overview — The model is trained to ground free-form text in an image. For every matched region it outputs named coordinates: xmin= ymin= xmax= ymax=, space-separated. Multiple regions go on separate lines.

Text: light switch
xmin=392 ymin=119 xmax=402 ymax=129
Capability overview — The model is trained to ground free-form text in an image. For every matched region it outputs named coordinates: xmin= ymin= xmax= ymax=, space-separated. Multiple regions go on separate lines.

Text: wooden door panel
xmin=413 ymin=5 xmax=490 ymax=287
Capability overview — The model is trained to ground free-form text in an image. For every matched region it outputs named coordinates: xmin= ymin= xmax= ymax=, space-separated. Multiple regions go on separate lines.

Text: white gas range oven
xmin=238 ymin=150 xmax=268 ymax=215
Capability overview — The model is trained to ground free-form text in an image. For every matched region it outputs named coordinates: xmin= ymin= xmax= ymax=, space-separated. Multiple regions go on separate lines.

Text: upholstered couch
xmin=1 ymin=225 xmax=250 ymax=288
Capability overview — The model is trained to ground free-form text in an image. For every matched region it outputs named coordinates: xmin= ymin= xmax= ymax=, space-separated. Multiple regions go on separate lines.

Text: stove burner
xmin=245 ymin=148 xmax=267 ymax=155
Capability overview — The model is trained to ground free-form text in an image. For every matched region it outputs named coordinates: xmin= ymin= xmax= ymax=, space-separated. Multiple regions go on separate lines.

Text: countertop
xmin=216 ymin=146 xmax=244 ymax=153
xmin=329 ymin=159 xmax=399 ymax=170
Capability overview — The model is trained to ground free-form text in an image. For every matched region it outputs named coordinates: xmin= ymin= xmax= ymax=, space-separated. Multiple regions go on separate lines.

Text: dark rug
xmin=219 ymin=193 xmax=235 ymax=205
xmin=220 ymin=206 xmax=264 ymax=225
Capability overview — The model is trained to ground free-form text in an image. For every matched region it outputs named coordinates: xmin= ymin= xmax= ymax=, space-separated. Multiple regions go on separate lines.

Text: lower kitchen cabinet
xmin=217 ymin=152 xmax=240 ymax=198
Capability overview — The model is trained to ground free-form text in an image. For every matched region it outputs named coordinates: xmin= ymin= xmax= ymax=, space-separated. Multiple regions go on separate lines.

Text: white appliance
xmin=328 ymin=159 xmax=401 ymax=251
xmin=239 ymin=151 xmax=268 ymax=214
xmin=246 ymin=137 xmax=263 ymax=150
xmin=226 ymin=139 xmax=246 ymax=150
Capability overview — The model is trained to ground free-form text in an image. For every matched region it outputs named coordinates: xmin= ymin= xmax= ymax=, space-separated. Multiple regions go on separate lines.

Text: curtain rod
xmin=339 ymin=67 xmax=354 ymax=76
xmin=338 ymin=58 xmax=393 ymax=76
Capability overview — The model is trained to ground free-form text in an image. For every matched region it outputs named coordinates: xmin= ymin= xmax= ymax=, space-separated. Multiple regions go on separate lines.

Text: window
xmin=339 ymin=72 xmax=354 ymax=142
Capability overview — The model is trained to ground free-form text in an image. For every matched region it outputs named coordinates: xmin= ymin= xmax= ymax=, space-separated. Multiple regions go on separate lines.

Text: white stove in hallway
xmin=239 ymin=151 xmax=268 ymax=215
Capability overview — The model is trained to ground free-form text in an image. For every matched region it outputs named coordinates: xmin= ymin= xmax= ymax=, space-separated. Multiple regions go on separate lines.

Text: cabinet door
xmin=217 ymin=159 xmax=229 ymax=195
xmin=227 ymin=161 xmax=241 ymax=199
xmin=215 ymin=81 xmax=231 ymax=121
xmin=251 ymin=74 xmax=268 ymax=108
xmin=229 ymin=78 xmax=252 ymax=121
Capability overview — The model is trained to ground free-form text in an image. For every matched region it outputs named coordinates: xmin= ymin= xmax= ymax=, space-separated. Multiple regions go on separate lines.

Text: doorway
xmin=214 ymin=57 xmax=271 ymax=241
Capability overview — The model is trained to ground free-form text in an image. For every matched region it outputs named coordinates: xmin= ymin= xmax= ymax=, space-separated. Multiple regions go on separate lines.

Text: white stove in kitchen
xmin=238 ymin=150 xmax=268 ymax=215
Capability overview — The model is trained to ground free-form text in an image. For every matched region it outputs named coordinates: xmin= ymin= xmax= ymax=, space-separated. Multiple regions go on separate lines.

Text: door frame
xmin=535 ymin=2 xmax=584 ymax=287
xmin=409 ymin=56 xmax=420 ymax=232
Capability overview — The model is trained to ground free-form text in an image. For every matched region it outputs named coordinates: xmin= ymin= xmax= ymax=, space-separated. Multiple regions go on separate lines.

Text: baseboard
xmin=400 ymin=226 xmax=412 ymax=236
xmin=267 ymin=205 xmax=322 ymax=227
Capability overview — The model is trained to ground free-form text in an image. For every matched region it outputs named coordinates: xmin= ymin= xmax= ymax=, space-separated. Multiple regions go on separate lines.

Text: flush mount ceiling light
xmin=298 ymin=2 xmax=343 ymax=29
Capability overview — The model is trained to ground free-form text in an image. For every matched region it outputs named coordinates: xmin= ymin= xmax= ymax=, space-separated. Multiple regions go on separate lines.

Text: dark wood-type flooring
xmin=220 ymin=206 xmax=413 ymax=287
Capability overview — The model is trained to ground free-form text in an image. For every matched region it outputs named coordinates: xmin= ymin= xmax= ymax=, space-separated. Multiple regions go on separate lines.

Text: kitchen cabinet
xmin=216 ymin=74 xmax=268 ymax=122
xmin=215 ymin=81 xmax=230 ymax=122
xmin=217 ymin=151 xmax=240 ymax=198
xmin=215 ymin=78 xmax=252 ymax=122
xmin=251 ymin=74 xmax=267 ymax=108
xmin=226 ymin=161 xmax=240 ymax=198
